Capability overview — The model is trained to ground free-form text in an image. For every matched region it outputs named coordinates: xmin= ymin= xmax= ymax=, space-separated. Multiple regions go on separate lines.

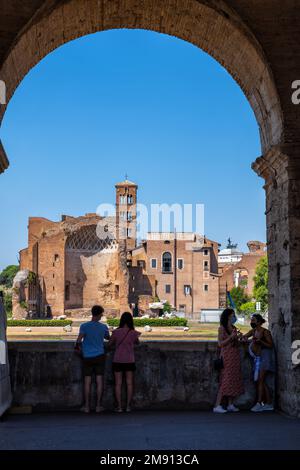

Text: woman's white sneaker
xmin=261 ymin=403 xmax=274 ymax=411
xmin=227 ymin=404 xmax=240 ymax=412
xmin=213 ymin=405 xmax=227 ymax=414
xmin=251 ymin=402 xmax=264 ymax=412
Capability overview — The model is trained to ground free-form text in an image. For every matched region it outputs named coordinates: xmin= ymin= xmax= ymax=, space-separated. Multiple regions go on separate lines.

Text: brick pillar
xmin=118 ymin=240 xmax=130 ymax=314
xmin=253 ymin=145 xmax=300 ymax=417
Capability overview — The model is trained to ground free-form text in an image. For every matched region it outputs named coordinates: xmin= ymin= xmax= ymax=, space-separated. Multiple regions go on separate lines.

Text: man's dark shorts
xmin=82 ymin=354 xmax=106 ymax=376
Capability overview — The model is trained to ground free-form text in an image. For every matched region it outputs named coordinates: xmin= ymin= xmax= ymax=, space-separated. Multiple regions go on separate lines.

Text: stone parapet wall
xmin=7 ymin=341 xmax=275 ymax=412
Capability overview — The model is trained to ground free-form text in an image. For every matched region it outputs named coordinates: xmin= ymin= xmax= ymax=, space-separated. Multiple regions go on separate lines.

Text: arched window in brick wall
xmin=162 ymin=252 xmax=172 ymax=273
xmin=66 ymin=225 xmax=117 ymax=252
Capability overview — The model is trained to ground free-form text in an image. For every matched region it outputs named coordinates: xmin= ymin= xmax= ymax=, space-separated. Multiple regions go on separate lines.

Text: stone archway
xmin=0 ymin=0 xmax=283 ymax=151
xmin=0 ymin=0 xmax=299 ymax=417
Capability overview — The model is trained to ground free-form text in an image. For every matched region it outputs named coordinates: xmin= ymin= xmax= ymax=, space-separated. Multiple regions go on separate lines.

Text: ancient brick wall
xmin=65 ymin=249 xmax=119 ymax=310
xmin=219 ymin=252 xmax=266 ymax=297
xmin=38 ymin=232 xmax=66 ymax=316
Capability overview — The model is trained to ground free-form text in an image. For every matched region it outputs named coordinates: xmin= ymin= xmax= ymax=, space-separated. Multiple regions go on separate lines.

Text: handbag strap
xmin=116 ymin=328 xmax=131 ymax=351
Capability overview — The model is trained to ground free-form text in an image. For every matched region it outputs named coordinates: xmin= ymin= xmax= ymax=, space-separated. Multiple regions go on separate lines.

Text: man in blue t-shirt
xmin=75 ymin=305 xmax=110 ymax=413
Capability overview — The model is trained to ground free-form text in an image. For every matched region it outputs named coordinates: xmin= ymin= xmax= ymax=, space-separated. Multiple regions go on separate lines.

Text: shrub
xmin=163 ymin=301 xmax=172 ymax=314
xmin=107 ymin=317 xmax=188 ymax=327
xmin=27 ymin=271 xmax=37 ymax=285
xmin=7 ymin=320 xmax=73 ymax=327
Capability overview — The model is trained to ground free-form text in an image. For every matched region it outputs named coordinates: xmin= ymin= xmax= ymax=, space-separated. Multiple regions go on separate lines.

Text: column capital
xmin=253 ymin=144 xmax=300 ymax=183
xmin=252 ymin=145 xmax=288 ymax=186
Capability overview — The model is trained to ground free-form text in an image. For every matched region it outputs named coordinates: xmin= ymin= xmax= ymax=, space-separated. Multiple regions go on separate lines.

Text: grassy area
xmin=6 ymin=321 xmax=250 ymax=341
xmin=7 ymin=319 xmax=73 ymax=327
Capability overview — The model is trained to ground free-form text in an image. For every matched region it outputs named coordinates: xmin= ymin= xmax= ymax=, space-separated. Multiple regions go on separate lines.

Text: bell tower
xmin=115 ymin=178 xmax=138 ymax=251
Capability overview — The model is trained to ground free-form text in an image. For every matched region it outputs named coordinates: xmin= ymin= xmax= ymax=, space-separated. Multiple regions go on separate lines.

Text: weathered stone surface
xmin=0 ymin=299 xmax=12 ymax=417
xmin=253 ymin=146 xmax=300 ymax=417
xmin=8 ymin=340 xmax=274 ymax=412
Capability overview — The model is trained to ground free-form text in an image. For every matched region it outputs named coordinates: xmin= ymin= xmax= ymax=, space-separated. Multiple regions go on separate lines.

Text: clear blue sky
xmin=0 ymin=29 xmax=265 ymax=271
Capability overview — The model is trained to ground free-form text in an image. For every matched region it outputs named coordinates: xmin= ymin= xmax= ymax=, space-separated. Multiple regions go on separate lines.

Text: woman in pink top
xmin=108 ymin=311 xmax=141 ymax=412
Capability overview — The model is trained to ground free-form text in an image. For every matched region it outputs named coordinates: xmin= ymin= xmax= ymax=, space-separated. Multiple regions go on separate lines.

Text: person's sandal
xmin=114 ymin=407 xmax=123 ymax=413
xmin=126 ymin=406 xmax=132 ymax=413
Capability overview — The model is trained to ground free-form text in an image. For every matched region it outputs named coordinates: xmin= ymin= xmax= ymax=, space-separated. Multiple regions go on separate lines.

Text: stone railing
xmin=7 ymin=341 xmax=275 ymax=411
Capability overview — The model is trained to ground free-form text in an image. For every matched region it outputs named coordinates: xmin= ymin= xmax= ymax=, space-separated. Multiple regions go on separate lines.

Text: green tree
xmin=4 ymin=292 xmax=12 ymax=317
xmin=229 ymin=286 xmax=250 ymax=312
xmin=0 ymin=265 xmax=19 ymax=288
xmin=240 ymin=301 xmax=256 ymax=317
xmin=0 ymin=290 xmax=12 ymax=318
xmin=253 ymin=255 xmax=268 ymax=312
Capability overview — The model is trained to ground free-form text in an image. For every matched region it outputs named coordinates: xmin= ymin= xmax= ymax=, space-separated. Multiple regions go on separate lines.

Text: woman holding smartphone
xmin=213 ymin=308 xmax=244 ymax=413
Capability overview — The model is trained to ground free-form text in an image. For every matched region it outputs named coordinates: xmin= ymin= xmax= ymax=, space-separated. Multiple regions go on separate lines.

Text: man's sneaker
xmin=213 ymin=405 xmax=227 ymax=414
xmin=114 ymin=407 xmax=123 ymax=413
xmin=261 ymin=403 xmax=274 ymax=411
xmin=227 ymin=404 xmax=240 ymax=412
xmin=95 ymin=405 xmax=105 ymax=413
xmin=80 ymin=406 xmax=90 ymax=414
xmin=251 ymin=402 xmax=264 ymax=412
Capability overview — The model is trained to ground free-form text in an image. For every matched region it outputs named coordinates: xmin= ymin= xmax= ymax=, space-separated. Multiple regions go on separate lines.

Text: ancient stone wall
xmin=7 ymin=340 xmax=275 ymax=412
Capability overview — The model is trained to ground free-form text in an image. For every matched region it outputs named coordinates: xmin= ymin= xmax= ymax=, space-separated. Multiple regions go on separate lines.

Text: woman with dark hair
xmin=242 ymin=313 xmax=275 ymax=412
xmin=108 ymin=312 xmax=141 ymax=412
xmin=213 ymin=308 xmax=244 ymax=413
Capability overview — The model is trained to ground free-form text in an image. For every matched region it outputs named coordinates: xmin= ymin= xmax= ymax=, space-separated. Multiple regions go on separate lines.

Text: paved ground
xmin=1 ymin=411 xmax=300 ymax=450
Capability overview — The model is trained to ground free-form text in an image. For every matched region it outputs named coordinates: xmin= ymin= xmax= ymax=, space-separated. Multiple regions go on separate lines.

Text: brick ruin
xmin=12 ymin=181 xmax=137 ymax=319
xmin=12 ymin=179 xmax=265 ymax=319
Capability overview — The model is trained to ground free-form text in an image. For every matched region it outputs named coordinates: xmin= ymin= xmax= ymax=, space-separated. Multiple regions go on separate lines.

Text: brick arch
xmin=0 ymin=0 xmax=283 ymax=157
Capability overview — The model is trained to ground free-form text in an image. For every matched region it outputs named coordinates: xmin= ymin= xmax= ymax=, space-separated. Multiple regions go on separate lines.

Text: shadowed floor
xmin=1 ymin=411 xmax=300 ymax=450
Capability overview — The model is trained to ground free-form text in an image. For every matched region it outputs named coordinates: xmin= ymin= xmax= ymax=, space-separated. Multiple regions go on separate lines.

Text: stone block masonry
xmin=8 ymin=341 xmax=275 ymax=413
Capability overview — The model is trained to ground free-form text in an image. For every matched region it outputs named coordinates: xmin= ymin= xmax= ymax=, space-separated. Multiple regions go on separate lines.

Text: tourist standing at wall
xmin=108 ymin=312 xmax=141 ymax=412
xmin=213 ymin=308 xmax=245 ymax=413
xmin=75 ymin=305 xmax=110 ymax=413
xmin=242 ymin=313 xmax=275 ymax=412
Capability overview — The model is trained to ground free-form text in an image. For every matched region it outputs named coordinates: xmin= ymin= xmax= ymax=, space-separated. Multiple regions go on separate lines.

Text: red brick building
xmin=12 ymin=179 xmax=265 ymax=319
xmin=129 ymin=233 xmax=220 ymax=314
